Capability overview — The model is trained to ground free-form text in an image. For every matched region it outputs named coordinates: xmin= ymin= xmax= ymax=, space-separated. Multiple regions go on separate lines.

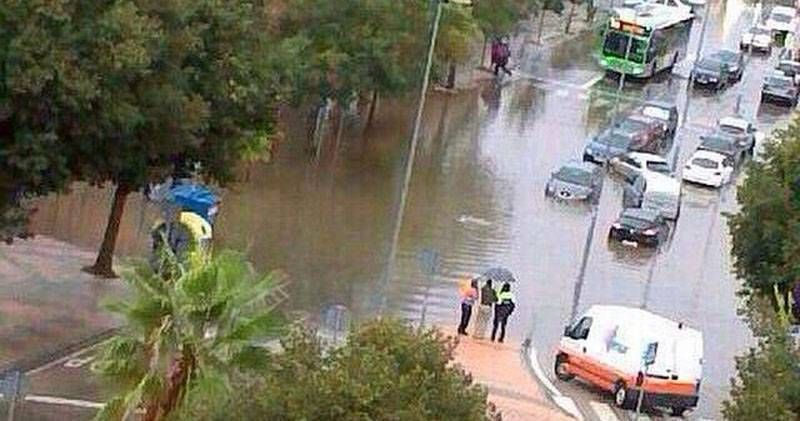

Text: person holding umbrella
xmin=492 ymin=282 xmax=516 ymax=343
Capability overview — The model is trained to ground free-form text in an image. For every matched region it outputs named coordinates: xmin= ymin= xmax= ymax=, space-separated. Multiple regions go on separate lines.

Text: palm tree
xmin=92 ymin=250 xmax=287 ymax=421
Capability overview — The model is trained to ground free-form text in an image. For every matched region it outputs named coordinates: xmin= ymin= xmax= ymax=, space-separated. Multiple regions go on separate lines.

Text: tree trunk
xmin=586 ymin=2 xmax=596 ymax=23
xmin=83 ymin=183 xmax=131 ymax=278
xmin=446 ymin=62 xmax=457 ymax=89
xmin=537 ymin=9 xmax=546 ymax=43
xmin=481 ymin=34 xmax=488 ymax=67
xmin=565 ymin=1 xmax=577 ymax=34
xmin=366 ymin=90 xmax=378 ymax=128
xmin=142 ymin=348 xmax=195 ymax=421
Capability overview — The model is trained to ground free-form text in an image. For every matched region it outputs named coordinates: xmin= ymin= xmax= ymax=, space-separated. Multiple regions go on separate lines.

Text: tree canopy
xmin=177 ymin=319 xmax=490 ymax=421
xmin=729 ymin=114 xmax=800 ymax=309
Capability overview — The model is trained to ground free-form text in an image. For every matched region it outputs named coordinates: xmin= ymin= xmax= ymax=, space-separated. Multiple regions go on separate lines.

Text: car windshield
xmin=641 ymin=106 xmax=670 ymax=121
xmin=617 ymin=118 xmax=648 ymax=132
xmin=751 ymin=26 xmax=771 ymax=36
xmin=778 ymin=62 xmax=800 ymax=75
xmin=714 ymin=51 xmax=738 ymax=63
xmin=692 ymin=157 xmax=719 ymax=169
xmin=603 ymin=30 xmax=648 ymax=63
xmin=646 ymin=161 xmax=671 ymax=174
xmin=554 ymin=167 xmax=592 ymax=185
xmin=772 ymin=13 xmax=792 ymax=23
xmin=766 ymin=76 xmax=793 ymax=87
xmin=596 ymin=132 xmax=632 ymax=148
xmin=619 ymin=214 xmax=655 ymax=229
xmin=697 ymin=57 xmax=724 ymax=71
xmin=701 ymin=136 xmax=735 ymax=152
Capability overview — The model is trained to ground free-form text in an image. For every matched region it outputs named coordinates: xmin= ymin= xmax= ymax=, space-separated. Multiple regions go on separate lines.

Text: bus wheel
xmin=671 ymin=406 xmax=687 ymax=417
xmin=554 ymin=354 xmax=574 ymax=381
xmin=613 ymin=381 xmax=634 ymax=409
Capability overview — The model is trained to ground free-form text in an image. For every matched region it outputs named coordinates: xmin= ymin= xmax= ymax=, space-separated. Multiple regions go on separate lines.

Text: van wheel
xmin=554 ymin=354 xmax=575 ymax=381
xmin=613 ymin=381 xmax=635 ymax=409
xmin=671 ymin=406 xmax=687 ymax=417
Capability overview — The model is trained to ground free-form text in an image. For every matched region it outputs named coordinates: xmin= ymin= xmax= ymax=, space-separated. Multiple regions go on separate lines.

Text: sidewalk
xmin=451 ymin=336 xmax=573 ymax=420
xmin=0 ymin=236 xmax=126 ymax=372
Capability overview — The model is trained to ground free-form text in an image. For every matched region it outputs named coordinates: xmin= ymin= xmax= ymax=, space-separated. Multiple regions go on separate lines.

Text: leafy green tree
xmin=722 ymin=297 xmax=800 ymax=420
xmin=182 ymin=319 xmax=490 ymax=421
xmin=729 ymin=114 xmax=800 ymax=311
xmin=0 ymin=0 xmax=284 ymax=277
xmin=92 ymin=250 xmax=286 ymax=421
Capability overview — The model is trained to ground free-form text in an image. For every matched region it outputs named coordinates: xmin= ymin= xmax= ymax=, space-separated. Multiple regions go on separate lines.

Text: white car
xmin=610 ymin=152 xmax=672 ymax=179
xmin=766 ymin=6 xmax=797 ymax=33
xmin=740 ymin=25 xmax=773 ymax=53
xmin=682 ymin=150 xmax=734 ymax=188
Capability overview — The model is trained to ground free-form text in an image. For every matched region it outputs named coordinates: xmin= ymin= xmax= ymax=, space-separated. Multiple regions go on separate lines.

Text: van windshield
xmin=646 ymin=161 xmax=671 ymax=174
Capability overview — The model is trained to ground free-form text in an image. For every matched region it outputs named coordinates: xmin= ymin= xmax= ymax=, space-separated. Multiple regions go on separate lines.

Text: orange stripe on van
xmin=558 ymin=347 xmax=696 ymax=396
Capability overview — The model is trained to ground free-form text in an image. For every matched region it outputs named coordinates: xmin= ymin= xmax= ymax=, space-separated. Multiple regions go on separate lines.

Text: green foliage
xmin=729 ymin=114 xmax=800 ymax=304
xmin=93 ymin=250 xmax=286 ymax=420
xmin=722 ymin=298 xmax=800 ymax=420
xmin=183 ymin=319 xmax=489 ymax=421
xmin=473 ymin=0 xmax=539 ymax=36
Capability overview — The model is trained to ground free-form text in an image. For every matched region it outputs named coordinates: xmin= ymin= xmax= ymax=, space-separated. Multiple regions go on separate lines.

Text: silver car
xmin=545 ymin=161 xmax=604 ymax=204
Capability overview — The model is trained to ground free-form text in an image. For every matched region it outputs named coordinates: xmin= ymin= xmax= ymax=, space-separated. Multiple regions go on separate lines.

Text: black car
xmin=714 ymin=49 xmax=745 ymax=82
xmin=761 ymin=73 xmax=800 ymax=107
xmin=608 ymin=208 xmax=670 ymax=248
xmin=697 ymin=133 xmax=745 ymax=167
xmin=545 ymin=160 xmax=604 ymax=203
xmin=583 ymin=130 xmax=633 ymax=164
xmin=635 ymin=100 xmax=679 ymax=139
xmin=692 ymin=55 xmax=736 ymax=90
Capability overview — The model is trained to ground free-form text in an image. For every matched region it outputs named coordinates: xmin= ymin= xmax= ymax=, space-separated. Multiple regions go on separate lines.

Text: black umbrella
xmin=481 ymin=267 xmax=517 ymax=284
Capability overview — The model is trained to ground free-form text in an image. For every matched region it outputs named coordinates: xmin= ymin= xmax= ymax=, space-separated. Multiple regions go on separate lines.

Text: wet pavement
xmin=24 ymin=0 xmax=799 ymax=419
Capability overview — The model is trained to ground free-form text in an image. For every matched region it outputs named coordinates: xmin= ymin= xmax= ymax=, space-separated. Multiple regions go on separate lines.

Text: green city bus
xmin=599 ymin=3 xmax=694 ymax=78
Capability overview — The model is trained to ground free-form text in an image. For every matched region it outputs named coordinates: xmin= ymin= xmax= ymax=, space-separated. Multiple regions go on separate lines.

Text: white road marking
xmin=63 ymin=355 xmax=95 ymax=368
xmin=24 ymin=395 xmax=104 ymax=409
xmin=580 ymin=75 xmax=605 ymax=90
xmin=27 ymin=343 xmax=101 ymax=375
xmin=589 ymin=402 xmax=620 ymax=421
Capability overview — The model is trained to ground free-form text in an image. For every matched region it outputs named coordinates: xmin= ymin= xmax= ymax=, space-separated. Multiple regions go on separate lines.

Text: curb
xmin=520 ymin=338 xmax=585 ymax=421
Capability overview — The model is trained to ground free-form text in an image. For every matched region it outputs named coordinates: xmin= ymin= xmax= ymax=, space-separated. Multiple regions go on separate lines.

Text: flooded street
xmin=29 ymin=1 xmax=797 ymax=418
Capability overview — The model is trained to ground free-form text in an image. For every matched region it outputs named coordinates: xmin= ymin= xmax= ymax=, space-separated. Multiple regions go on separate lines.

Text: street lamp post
xmin=570 ymin=204 xmax=600 ymax=320
xmin=379 ymin=0 xmax=472 ymax=314
xmin=612 ymin=31 xmax=636 ymax=123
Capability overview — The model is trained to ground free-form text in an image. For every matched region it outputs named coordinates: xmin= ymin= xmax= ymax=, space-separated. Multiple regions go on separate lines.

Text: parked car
xmin=761 ymin=72 xmax=800 ymax=107
xmin=766 ymin=5 xmax=797 ymax=34
xmin=714 ymin=49 xmax=745 ymax=81
xmin=777 ymin=59 xmax=800 ymax=85
xmin=692 ymin=55 xmax=735 ymax=90
xmin=608 ymin=208 xmax=671 ymax=247
xmin=545 ymin=161 xmax=604 ymax=203
xmin=621 ymin=172 xmax=682 ymax=220
xmin=634 ymin=100 xmax=679 ymax=139
xmin=740 ymin=24 xmax=774 ymax=53
xmin=697 ymin=133 xmax=746 ymax=167
xmin=613 ymin=114 xmax=667 ymax=153
xmin=682 ymin=150 xmax=734 ymax=188
xmin=610 ymin=152 xmax=672 ymax=179
xmin=583 ymin=130 xmax=634 ymax=164
xmin=716 ymin=116 xmax=757 ymax=156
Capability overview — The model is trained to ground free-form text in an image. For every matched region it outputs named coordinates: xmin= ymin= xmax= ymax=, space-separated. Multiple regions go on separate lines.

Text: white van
xmin=555 ymin=305 xmax=704 ymax=416
xmin=623 ymin=172 xmax=682 ymax=220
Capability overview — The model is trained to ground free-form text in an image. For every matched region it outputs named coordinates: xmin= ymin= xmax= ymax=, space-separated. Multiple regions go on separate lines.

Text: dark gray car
xmin=582 ymin=130 xmax=633 ymax=164
xmin=635 ymin=100 xmax=679 ymax=139
xmin=692 ymin=56 xmax=735 ymax=91
xmin=714 ymin=49 xmax=745 ymax=82
xmin=697 ymin=133 xmax=744 ymax=167
xmin=761 ymin=73 xmax=799 ymax=107
xmin=545 ymin=161 xmax=603 ymax=204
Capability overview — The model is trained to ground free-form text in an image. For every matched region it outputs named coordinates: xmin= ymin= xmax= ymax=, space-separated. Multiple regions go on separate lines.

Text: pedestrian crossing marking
xmin=589 ymin=402 xmax=621 ymax=421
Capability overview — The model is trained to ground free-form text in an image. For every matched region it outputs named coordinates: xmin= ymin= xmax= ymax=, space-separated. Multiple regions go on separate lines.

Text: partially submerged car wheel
xmin=554 ymin=354 xmax=575 ymax=381
xmin=613 ymin=381 xmax=635 ymax=409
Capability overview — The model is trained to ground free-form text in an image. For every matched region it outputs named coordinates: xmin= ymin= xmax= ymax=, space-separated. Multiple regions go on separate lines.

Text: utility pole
xmin=612 ymin=30 xmax=636 ymax=124
xmin=570 ymin=203 xmax=600 ymax=320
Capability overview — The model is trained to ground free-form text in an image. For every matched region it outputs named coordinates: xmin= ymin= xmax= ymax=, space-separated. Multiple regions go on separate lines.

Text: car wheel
xmin=671 ymin=406 xmax=688 ymax=417
xmin=613 ymin=382 xmax=635 ymax=409
xmin=554 ymin=354 xmax=575 ymax=381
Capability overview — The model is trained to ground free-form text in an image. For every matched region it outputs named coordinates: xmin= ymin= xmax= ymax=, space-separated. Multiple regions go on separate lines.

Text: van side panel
xmin=557 ymin=346 xmax=636 ymax=391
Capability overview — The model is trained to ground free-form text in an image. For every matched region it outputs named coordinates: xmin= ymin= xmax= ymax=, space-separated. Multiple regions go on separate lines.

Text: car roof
xmin=641 ymin=171 xmax=680 ymax=191
xmin=711 ymin=49 xmax=739 ymax=60
xmin=768 ymin=70 xmax=795 ymax=80
xmin=628 ymin=151 xmax=668 ymax=163
xmin=772 ymin=5 xmax=796 ymax=16
xmin=562 ymin=160 xmax=598 ymax=172
xmin=719 ymin=116 xmax=749 ymax=129
xmin=691 ymin=149 xmax=727 ymax=162
xmin=642 ymin=100 xmax=677 ymax=111
xmin=620 ymin=207 xmax=661 ymax=221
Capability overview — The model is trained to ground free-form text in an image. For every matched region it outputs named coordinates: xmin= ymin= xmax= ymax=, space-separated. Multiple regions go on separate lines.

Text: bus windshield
xmin=603 ymin=30 xmax=648 ymax=63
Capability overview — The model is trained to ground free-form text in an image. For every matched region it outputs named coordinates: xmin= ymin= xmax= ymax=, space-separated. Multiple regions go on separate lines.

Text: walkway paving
xmin=451 ymin=335 xmax=573 ymax=421
xmin=0 ymin=236 xmax=126 ymax=372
